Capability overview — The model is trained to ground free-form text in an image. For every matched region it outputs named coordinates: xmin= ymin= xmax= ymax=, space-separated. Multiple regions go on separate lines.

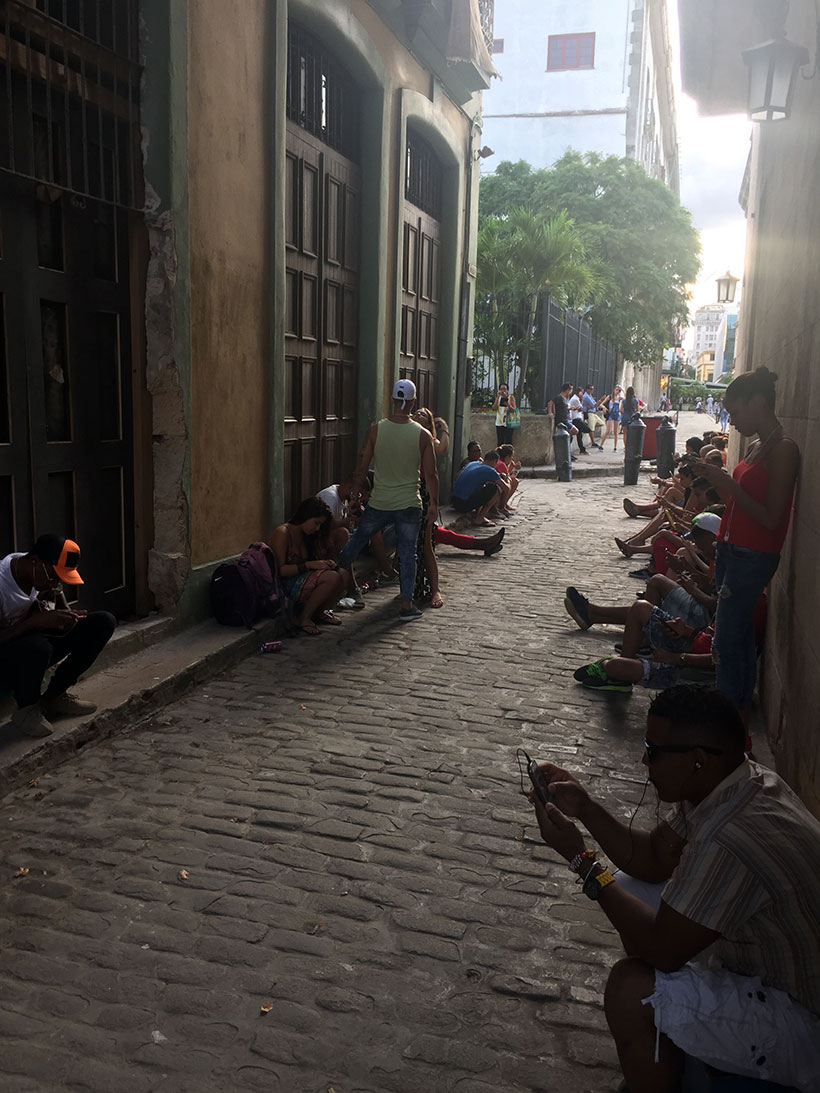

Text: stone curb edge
xmin=0 ymin=620 xmax=279 ymax=800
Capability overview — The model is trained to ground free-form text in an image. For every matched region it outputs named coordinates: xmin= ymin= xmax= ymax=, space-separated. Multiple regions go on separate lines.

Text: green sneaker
xmin=573 ymin=661 xmax=633 ymax=693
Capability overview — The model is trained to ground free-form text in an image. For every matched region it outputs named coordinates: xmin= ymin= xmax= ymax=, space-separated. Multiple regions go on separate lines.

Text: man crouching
xmin=0 ymin=535 xmax=115 ymax=738
xmin=527 ymin=685 xmax=820 ymax=1091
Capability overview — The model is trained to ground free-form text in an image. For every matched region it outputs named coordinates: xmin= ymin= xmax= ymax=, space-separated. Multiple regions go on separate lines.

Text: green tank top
xmin=369 ymin=419 xmax=424 ymax=511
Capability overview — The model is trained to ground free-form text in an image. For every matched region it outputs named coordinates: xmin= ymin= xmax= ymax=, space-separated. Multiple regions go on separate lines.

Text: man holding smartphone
xmin=0 ymin=535 xmax=116 ymax=738
xmin=525 ymin=686 xmax=820 ymax=1091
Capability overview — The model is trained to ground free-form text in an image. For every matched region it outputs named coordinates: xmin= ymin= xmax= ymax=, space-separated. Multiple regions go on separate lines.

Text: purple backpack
xmin=210 ymin=542 xmax=290 ymax=628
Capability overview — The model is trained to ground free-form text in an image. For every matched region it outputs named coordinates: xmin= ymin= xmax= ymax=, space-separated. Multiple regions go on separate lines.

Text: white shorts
xmin=644 ymin=964 xmax=820 ymax=1091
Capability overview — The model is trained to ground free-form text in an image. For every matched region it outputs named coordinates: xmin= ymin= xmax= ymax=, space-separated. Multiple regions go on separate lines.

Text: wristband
xmin=569 ymin=849 xmax=596 ymax=874
xmin=582 ymin=865 xmax=615 ymax=901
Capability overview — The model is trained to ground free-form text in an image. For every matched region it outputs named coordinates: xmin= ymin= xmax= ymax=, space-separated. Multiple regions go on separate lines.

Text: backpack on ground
xmin=210 ymin=542 xmax=291 ymax=629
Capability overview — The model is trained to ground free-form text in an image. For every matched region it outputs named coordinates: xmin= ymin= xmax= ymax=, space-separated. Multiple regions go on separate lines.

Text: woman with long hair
xmin=692 ymin=366 xmax=799 ymax=727
xmin=620 ymin=385 xmax=639 ymax=441
xmin=269 ymin=498 xmax=347 ymax=635
xmin=599 ymin=384 xmax=623 ymax=450
xmin=412 ymin=407 xmax=450 ymax=608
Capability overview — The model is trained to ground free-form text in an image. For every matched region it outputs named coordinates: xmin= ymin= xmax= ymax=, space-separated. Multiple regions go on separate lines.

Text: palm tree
xmin=505 ymin=207 xmax=595 ymax=405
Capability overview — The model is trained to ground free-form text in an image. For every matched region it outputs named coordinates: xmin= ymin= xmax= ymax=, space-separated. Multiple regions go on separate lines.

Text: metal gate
xmin=0 ymin=0 xmax=141 ymax=615
xmin=284 ymin=26 xmax=360 ymax=516
xmin=400 ymin=129 xmax=442 ymax=411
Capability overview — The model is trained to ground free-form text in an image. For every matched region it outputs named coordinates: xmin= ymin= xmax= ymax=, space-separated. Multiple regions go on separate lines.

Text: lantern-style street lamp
xmin=716 ymin=271 xmax=739 ymax=304
xmin=742 ymin=35 xmax=809 ymax=122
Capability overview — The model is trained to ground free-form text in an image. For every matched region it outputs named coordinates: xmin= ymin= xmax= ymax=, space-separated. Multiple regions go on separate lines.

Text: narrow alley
xmin=0 ymin=478 xmax=665 ymax=1092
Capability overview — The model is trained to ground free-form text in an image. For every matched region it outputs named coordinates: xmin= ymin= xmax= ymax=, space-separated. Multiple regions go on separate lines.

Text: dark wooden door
xmin=284 ymin=123 xmax=360 ymax=516
xmin=400 ymin=206 xmax=441 ymax=411
xmin=0 ymin=173 xmax=135 ymax=614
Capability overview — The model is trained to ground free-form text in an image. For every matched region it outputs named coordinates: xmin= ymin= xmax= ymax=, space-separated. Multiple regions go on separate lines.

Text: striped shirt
xmin=663 ymin=760 xmax=820 ymax=1018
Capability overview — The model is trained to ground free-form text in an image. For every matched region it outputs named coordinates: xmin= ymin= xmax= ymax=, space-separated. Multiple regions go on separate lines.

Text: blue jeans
xmin=338 ymin=505 xmax=422 ymax=603
xmin=713 ymin=542 xmax=780 ymax=711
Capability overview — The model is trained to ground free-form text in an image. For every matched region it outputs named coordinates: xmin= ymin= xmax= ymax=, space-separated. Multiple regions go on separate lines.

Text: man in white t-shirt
xmin=0 ymin=535 xmax=115 ymax=738
xmin=568 ymin=388 xmax=598 ymax=453
xmin=316 ymin=476 xmax=398 ymax=588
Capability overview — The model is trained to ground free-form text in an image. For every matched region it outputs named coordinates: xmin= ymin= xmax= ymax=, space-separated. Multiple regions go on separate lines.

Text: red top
xmin=718 ymin=458 xmax=793 ymax=553
xmin=495 ymin=460 xmax=509 ymax=475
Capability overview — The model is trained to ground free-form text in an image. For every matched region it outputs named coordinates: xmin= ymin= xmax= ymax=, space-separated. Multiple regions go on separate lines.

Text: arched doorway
xmin=284 ymin=24 xmax=361 ymax=515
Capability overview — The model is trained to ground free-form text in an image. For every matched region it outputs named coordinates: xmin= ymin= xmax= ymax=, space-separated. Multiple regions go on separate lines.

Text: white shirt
xmin=316 ymin=485 xmax=346 ymax=523
xmin=568 ymin=395 xmax=583 ymax=414
xmin=0 ymin=554 xmax=38 ymax=627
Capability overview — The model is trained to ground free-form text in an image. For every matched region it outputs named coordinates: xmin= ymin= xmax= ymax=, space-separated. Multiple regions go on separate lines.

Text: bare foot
xmin=431 ymin=591 xmax=444 ymax=608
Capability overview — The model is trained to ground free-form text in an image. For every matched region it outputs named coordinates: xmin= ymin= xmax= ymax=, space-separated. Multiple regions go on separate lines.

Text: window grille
xmin=405 ymin=129 xmax=442 ymax=220
xmin=478 ymin=0 xmax=495 ymax=52
xmin=547 ymin=33 xmax=595 ymax=71
xmin=286 ymin=24 xmax=360 ymax=161
xmin=0 ymin=0 xmax=142 ymax=208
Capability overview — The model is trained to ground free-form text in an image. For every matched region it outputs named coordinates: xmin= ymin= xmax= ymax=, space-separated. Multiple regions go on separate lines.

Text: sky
xmin=667 ymin=0 xmax=752 ymax=329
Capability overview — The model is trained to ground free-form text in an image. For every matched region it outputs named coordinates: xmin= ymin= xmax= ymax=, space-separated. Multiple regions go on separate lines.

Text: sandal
xmin=430 ymin=591 xmax=444 ymax=609
xmin=317 ymin=610 xmax=342 ymax=626
xmin=299 ymin=622 xmax=322 ymax=636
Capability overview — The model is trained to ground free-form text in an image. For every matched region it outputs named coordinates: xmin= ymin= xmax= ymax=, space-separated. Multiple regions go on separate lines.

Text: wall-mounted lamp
xmin=474 ymin=145 xmax=494 ymax=161
xmin=716 ymin=271 xmax=739 ymax=303
xmin=742 ymin=34 xmax=809 ymax=121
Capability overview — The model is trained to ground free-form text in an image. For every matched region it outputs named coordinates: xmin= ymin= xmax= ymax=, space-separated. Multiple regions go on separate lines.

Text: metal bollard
xmin=553 ymin=421 xmax=572 ymax=482
xmin=655 ymin=416 xmax=677 ymax=480
xmin=623 ymin=416 xmax=646 ymax=486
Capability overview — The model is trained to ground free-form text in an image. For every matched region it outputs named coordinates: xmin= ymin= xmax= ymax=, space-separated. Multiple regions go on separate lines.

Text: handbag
xmin=507 ymin=407 xmax=521 ymax=430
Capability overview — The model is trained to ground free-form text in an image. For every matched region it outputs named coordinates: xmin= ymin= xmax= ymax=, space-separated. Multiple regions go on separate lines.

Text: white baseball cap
xmin=692 ymin=512 xmax=721 ymax=535
xmin=392 ymin=379 xmax=417 ymax=408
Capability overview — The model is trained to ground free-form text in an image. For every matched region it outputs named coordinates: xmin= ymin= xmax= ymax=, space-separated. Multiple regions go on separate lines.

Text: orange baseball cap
xmin=31 ymin=534 xmax=84 ymax=585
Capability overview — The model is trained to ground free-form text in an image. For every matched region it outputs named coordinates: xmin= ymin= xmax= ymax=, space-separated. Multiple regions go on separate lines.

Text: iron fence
xmin=472 ymin=296 xmax=619 ymax=410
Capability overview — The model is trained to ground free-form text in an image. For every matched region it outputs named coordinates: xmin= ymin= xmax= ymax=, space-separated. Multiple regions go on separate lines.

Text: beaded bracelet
xmin=569 ymin=849 xmax=596 ymax=874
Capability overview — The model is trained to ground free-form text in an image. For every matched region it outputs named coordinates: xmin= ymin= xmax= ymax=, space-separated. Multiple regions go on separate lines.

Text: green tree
xmin=473 ymin=207 xmax=594 ymax=404
xmin=479 ymin=153 xmax=701 ymax=369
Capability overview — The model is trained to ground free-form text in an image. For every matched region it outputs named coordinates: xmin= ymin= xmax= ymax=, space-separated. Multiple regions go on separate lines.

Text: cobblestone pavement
xmin=0 ymin=479 xmax=671 ymax=1092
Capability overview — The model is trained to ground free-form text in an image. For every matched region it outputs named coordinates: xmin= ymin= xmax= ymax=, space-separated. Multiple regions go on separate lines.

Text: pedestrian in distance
xmin=599 ymin=385 xmax=623 ymax=451
xmin=0 ymin=535 xmax=115 ymax=738
xmin=336 ymin=379 xmax=438 ymax=623
xmin=492 ymin=382 xmax=516 ymax=447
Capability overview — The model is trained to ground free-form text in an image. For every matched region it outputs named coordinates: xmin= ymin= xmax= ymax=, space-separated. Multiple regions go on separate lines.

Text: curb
xmin=0 ymin=620 xmax=279 ymax=799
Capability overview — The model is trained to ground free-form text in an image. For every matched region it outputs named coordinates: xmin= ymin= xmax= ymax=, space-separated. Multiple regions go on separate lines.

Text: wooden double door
xmin=400 ymin=203 xmax=441 ymax=412
xmin=284 ymin=124 xmax=360 ymax=516
xmin=0 ymin=173 xmax=136 ymax=615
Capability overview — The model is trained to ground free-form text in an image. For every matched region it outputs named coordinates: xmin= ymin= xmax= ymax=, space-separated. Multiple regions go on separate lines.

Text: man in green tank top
xmin=337 ymin=380 xmax=438 ymax=622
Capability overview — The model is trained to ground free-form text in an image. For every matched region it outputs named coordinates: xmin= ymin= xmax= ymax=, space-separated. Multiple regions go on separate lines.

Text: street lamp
xmin=742 ymin=35 xmax=809 ymax=122
xmin=716 ymin=271 xmax=739 ymax=304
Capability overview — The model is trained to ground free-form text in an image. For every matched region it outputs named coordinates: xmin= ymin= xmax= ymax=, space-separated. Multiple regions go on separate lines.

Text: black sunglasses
xmin=643 ymin=739 xmax=723 ymax=763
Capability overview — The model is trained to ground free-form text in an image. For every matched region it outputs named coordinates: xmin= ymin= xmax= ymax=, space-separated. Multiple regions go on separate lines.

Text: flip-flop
xmin=430 ymin=592 xmax=444 ymax=608
xmin=473 ymin=518 xmax=496 ymax=527
xmin=317 ymin=611 xmax=342 ymax=626
xmin=299 ymin=622 xmax=322 ymax=636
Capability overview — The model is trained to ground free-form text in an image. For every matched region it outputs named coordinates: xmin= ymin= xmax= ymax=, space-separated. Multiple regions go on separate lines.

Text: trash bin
xmin=641 ymin=414 xmax=665 ymax=460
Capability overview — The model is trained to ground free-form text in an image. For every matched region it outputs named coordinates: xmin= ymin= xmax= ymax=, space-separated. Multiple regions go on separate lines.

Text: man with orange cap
xmin=0 ymin=535 xmax=115 ymax=738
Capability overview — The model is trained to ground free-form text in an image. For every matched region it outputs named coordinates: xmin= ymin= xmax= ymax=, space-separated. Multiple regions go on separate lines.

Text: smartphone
xmin=524 ymin=751 xmax=552 ymax=806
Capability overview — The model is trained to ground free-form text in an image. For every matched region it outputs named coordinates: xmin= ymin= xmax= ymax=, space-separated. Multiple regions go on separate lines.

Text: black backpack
xmin=210 ymin=542 xmax=291 ymax=629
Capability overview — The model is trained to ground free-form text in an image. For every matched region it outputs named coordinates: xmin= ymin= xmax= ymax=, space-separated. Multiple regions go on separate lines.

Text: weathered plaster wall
xmin=736 ymin=0 xmax=820 ymax=815
xmin=187 ymin=0 xmax=269 ymax=565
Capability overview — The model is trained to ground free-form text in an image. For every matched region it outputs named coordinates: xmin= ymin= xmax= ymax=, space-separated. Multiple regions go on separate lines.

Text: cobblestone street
xmin=0 ymin=478 xmax=670 ymax=1092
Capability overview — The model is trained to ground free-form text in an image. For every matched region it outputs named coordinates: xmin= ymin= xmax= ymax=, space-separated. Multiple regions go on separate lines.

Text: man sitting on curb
xmin=451 ymin=449 xmax=512 ymax=527
xmin=526 ymin=685 xmax=820 ymax=1092
xmin=0 ymin=535 xmax=116 ymax=738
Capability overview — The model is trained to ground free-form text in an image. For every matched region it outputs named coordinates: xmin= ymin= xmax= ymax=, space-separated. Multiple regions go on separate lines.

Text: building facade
xmin=0 ymin=0 xmax=492 ymax=619
xmin=680 ymin=0 xmax=820 ymax=815
xmin=481 ymin=0 xmax=680 ymax=193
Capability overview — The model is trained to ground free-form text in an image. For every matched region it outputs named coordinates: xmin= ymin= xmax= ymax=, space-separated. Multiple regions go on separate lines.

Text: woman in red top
xmin=693 ymin=367 xmax=799 ymax=724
